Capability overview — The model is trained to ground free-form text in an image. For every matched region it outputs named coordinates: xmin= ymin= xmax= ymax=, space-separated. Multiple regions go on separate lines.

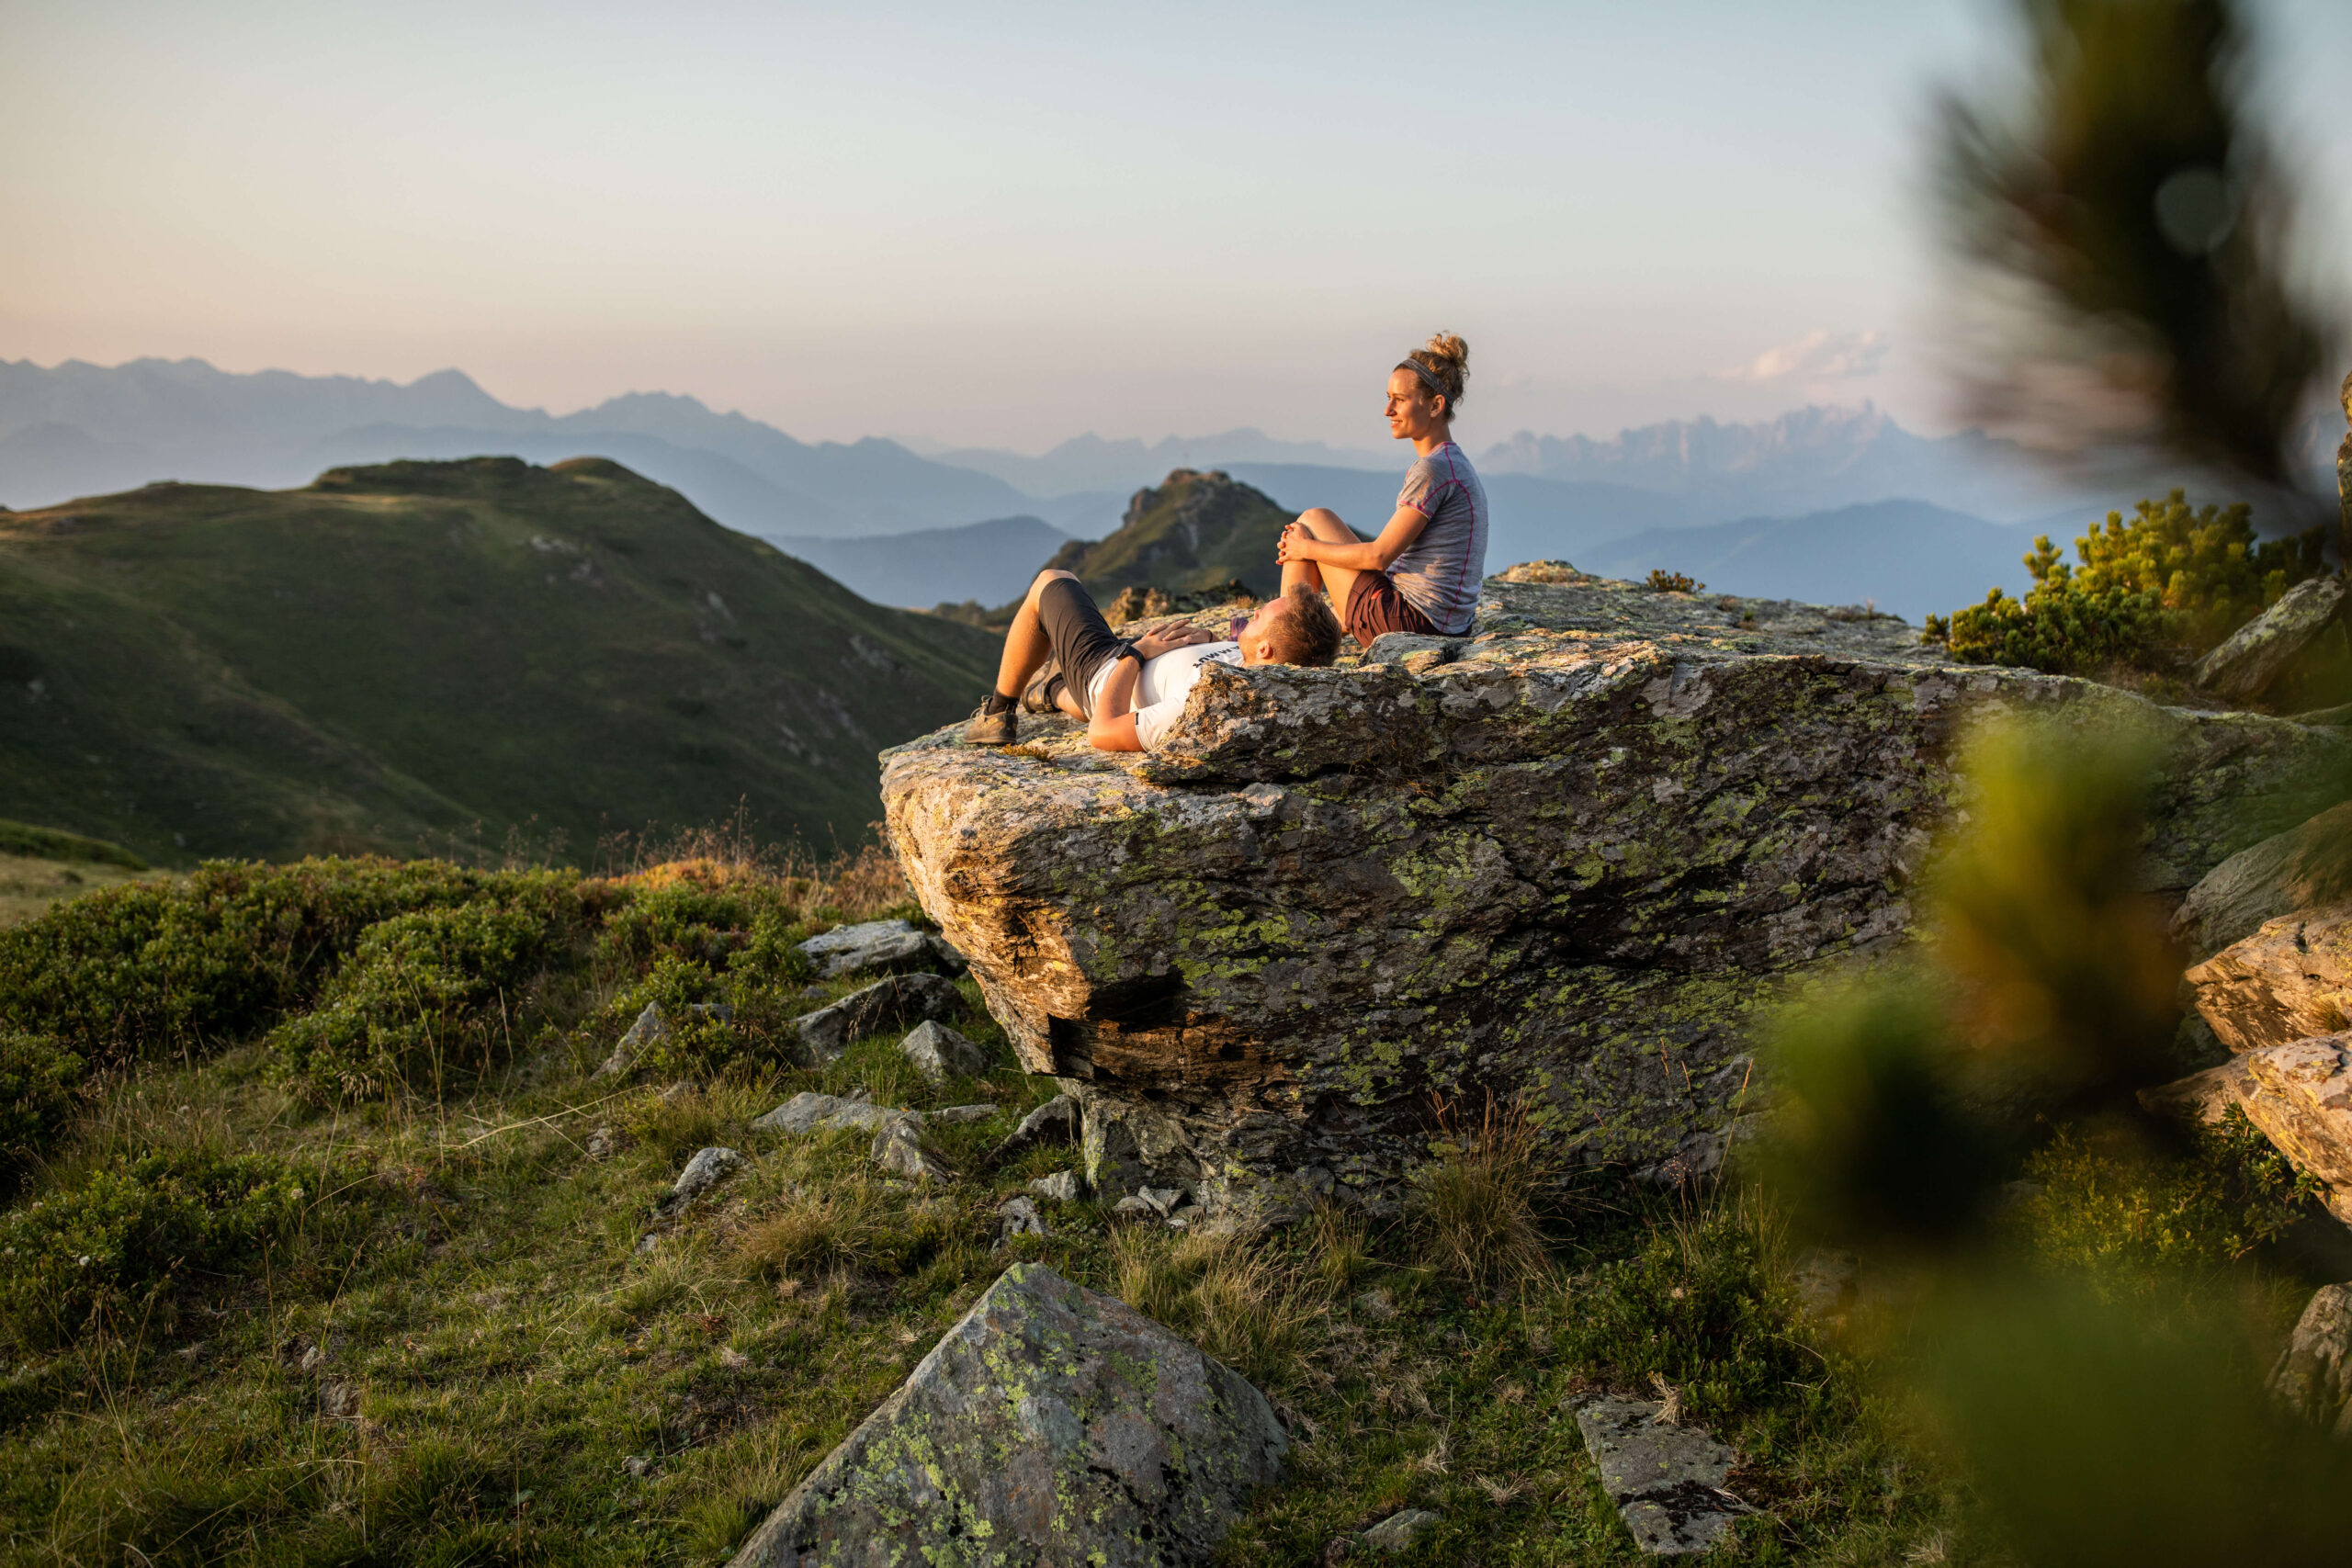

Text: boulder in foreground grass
xmin=594 ymin=1001 xmax=671 ymax=1079
xmin=727 ymin=1261 xmax=1285 ymax=1568
xmin=795 ymin=974 xmax=961 ymax=1061
xmin=1576 ymin=1395 xmax=1755 ymax=1556
xmin=899 ymin=1019 xmax=986 ymax=1083
xmin=752 ymin=1092 xmax=918 ymax=1137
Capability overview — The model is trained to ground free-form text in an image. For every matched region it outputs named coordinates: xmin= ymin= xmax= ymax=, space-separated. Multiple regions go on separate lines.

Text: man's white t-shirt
xmin=1084 ymin=641 xmax=1241 ymax=750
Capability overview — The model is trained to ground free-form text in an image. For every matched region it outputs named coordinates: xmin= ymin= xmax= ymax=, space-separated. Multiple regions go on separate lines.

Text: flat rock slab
xmin=753 ymin=1091 xmax=922 ymax=1136
xmin=796 ymin=974 xmax=962 ymax=1061
xmin=727 ymin=1261 xmax=1286 ymax=1568
xmin=796 ymin=919 xmax=967 ymax=980
xmin=1576 ymin=1397 xmax=1754 ymax=1556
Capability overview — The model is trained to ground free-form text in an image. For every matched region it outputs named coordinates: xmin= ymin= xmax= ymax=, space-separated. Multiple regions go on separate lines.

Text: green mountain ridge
xmin=1041 ymin=468 xmax=1295 ymax=603
xmin=0 ymin=457 xmax=999 ymax=864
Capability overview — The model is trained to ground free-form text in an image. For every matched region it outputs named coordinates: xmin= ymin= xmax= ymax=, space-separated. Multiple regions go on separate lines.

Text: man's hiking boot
xmin=1021 ymin=660 xmax=1066 ymax=716
xmin=964 ymin=701 xmax=1017 ymax=746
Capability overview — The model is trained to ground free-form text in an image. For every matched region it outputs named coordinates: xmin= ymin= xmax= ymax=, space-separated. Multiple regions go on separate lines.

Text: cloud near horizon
xmin=1718 ymin=329 xmax=1891 ymax=385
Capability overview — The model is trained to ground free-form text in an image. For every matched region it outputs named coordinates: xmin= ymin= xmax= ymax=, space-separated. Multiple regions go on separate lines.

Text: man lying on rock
xmin=966 ymin=569 xmax=1342 ymax=750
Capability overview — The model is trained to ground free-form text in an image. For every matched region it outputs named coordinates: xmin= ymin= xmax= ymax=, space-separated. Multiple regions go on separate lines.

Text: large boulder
xmin=2194 ymin=575 xmax=2349 ymax=707
xmin=2239 ymin=1034 xmax=2352 ymax=1224
xmin=2172 ymin=801 xmax=2352 ymax=962
xmin=2186 ymin=909 xmax=2352 ymax=1055
xmin=880 ymin=568 xmax=2347 ymax=1211
xmin=726 ymin=1261 xmax=1285 ymax=1568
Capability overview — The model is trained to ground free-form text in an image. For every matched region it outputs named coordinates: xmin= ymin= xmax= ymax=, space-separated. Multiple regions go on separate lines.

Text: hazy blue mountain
xmin=768 ymin=516 xmax=1071 ymax=609
xmin=1577 ymin=499 xmax=2044 ymax=623
xmin=927 ymin=428 xmax=1396 ymax=497
xmin=1478 ymin=402 xmax=2166 ymax=526
xmin=0 ymin=358 xmax=1025 ymax=531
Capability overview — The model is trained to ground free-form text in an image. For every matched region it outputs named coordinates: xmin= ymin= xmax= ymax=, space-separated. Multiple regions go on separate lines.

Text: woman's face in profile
xmin=1385 ymin=369 xmax=1443 ymax=440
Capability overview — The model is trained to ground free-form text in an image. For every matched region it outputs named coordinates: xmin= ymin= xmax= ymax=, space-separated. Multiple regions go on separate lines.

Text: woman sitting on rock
xmin=1275 ymin=332 xmax=1489 ymax=647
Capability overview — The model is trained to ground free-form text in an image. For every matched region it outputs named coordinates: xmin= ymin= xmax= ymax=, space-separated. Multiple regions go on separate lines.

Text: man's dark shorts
xmin=1344 ymin=570 xmax=1442 ymax=649
xmin=1036 ymin=577 xmax=1124 ymax=718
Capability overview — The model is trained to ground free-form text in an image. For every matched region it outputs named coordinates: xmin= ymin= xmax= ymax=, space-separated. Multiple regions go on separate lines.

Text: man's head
xmin=1237 ymin=583 xmax=1344 ymax=669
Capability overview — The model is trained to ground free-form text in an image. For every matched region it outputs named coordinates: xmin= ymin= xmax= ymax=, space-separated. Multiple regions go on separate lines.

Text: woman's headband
xmin=1396 ymin=356 xmax=1451 ymax=402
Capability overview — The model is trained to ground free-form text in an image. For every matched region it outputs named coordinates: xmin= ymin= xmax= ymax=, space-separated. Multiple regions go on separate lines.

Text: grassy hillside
xmin=1041 ymin=468 xmax=1294 ymax=602
xmin=0 ymin=458 xmax=999 ymax=864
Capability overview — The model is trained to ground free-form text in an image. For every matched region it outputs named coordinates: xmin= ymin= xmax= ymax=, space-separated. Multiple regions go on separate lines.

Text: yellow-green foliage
xmin=1923 ymin=491 xmax=2324 ymax=675
xmin=0 ymin=1032 xmax=81 ymax=1190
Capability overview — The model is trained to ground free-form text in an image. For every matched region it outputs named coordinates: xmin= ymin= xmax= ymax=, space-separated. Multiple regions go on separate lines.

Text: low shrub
xmin=0 ymin=1149 xmax=308 ymax=1351
xmin=0 ymin=858 xmax=581 ymax=1066
xmin=1923 ymin=491 xmax=2325 ymax=677
xmin=0 ymin=1032 xmax=84 ymax=1190
xmin=266 ymin=901 xmax=570 ymax=1102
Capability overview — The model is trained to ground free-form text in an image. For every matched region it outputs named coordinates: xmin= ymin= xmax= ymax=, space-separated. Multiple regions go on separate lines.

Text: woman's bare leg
xmin=991 ymin=570 xmax=1074 ymax=700
xmin=1282 ymin=508 xmax=1367 ymax=610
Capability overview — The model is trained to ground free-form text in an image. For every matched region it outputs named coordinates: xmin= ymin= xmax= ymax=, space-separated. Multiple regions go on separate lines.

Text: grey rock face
xmin=594 ymin=1001 xmax=670 ymax=1079
xmin=2187 ymin=908 xmax=2352 ymax=1055
xmin=726 ymin=1261 xmax=1286 ymax=1568
xmin=881 ymin=569 xmax=2343 ymax=1206
xmin=899 ymin=1019 xmax=988 ymax=1083
xmin=871 ymin=1118 xmax=954 ymax=1182
xmin=796 ymin=974 xmax=963 ymax=1061
xmin=1577 ymin=1396 xmax=1755 ymax=1555
xmin=2195 ymin=575 xmax=2349 ymax=705
xmin=666 ymin=1146 xmax=744 ymax=1209
xmin=2269 ymin=1282 xmax=2352 ymax=1433
xmin=1360 ymin=1508 xmax=1442 ymax=1552
xmin=2173 ymin=800 xmax=2352 ymax=961
xmin=753 ymin=1091 xmax=921 ymax=1137
xmin=796 ymin=918 xmax=967 ymax=980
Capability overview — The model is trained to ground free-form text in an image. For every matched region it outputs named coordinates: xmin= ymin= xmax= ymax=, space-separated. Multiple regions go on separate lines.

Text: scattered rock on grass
xmin=796 ymin=919 xmax=967 ymax=979
xmin=1030 ymin=1169 xmax=1084 ymax=1203
xmin=796 ymin=974 xmax=962 ymax=1061
xmin=871 ymin=1119 xmax=954 ymax=1183
xmin=583 ymin=1124 xmax=623 ymax=1160
xmin=1576 ymin=1395 xmax=1756 ymax=1556
xmin=752 ymin=1091 xmax=922 ymax=1136
xmin=1114 ymin=1184 xmax=1186 ymax=1220
xmin=2269 ymin=1283 xmax=2352 ymax=1432
xmin=725 ymin=1261 xmax=1285 ymax=1568
xmin=987 ymin=1093 xmax=1078 ymax=1165
xmin=663 ymin=1146 xmax=745 ymax=1211
xmin=623 ymin=1455 xmax=654 ymax=1479
xmin=932 ymin=1103 xmax=997 ymax=1124
xmin=996 ymin=1194 xmax=1048 ymax=1241
xmin=319 ymin=1379 xmax=362 ymax=1420
xmin=594 ymin=1001 xmax=670 ymax=1078
xmin=900 ymin=1019 xmax=987 ymax=1083
xmin=1360 ymin=1508 xmax=1441 ymax=1553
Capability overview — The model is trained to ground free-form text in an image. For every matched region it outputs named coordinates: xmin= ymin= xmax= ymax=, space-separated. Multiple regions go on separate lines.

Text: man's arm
xmin=1086 ymin=625 xmax=1211 ymax=752
xmin=1278 ymin=504 xmax=1430 ymax=574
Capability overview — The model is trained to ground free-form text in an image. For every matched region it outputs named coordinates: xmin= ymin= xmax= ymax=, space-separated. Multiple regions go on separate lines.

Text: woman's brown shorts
xmin=1343 ymin=570 xmax=1442 ymax=648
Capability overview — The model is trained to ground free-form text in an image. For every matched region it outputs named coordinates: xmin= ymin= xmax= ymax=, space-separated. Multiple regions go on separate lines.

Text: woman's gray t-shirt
xmin=1389 ymin=442 xmax=1488 ymax=635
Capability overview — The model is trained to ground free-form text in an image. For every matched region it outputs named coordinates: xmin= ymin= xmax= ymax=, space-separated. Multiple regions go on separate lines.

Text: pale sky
xmin=3 ymin=0 xmax=2346 ymax=450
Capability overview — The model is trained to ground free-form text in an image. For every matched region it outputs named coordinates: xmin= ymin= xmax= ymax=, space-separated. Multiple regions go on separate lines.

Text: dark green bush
xmin=0 ymin=858 xmax=582 ymax=1066
xmin=0 ymin=1149 xmax=307 ymax=1351
xmin=592 ymin=880 xmax=808 ymax=978
xmin=266 ymin=901 xmax=572 ymax=1102
xmin=0 ymin=1033 xmax=84 ymax=1191
xmin=1923 ymin=491 xmax=2325 ymax=676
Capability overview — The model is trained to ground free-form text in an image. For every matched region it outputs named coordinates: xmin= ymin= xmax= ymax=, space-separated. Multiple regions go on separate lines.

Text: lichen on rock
xmin=880 ymin=570 xmax=2350 ymax=1214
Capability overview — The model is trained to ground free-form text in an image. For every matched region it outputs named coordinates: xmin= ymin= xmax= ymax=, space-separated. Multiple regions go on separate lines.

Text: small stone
xmin=1112 ymin=1184 xmax=1184 ymax=1218
xmin=1360 ymin=1508 xmax=1441 ymax=1553
xmin=932 ymin=1103 xmax=997 ymax=1124
xmin=300 ymin=1343 xmax=323 ymax=1373
xmin=796 ymin=975 xmax=962 ymax=1062
xmin=872 ymin=1120 xmax=954 ymax=1183
xmin=1353 ymin=1288 xmax=1396 ymax=1321
xmin=1029 ymin=1170 xmax=1084 ymax=1203
xmin=899 ymin=1020 xmax=987 ymax=1084
xmin=594 ymin=1001 xmax=670 ymax=1079
xmin=996 ymin=1194 xmax=1049 ymax=1241
xmin=623 ymin=1455 xmax=654 ymax=1479
xmin=668 ymin=1146 xmax=745 ymax=1207
xmin=319 ymin=1379 xmax=361 ymax=1420
xmin=986 ymin=1094 xmax=1078 ymax=1165
xmin=584 ymin=1124 xmax=623 ymax=1160
xmin=718 ymin=1346 xmax=752 ymax=1370
xmin=687 ymin=1001 xmax=736 ymax=1021
xmin=1577 ymin=1396 xmax=1755 ymax=1555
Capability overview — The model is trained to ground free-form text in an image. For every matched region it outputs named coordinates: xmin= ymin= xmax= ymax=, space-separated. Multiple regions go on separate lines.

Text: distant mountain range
xmin=4 ymin=355 xmax=2312 ymax=628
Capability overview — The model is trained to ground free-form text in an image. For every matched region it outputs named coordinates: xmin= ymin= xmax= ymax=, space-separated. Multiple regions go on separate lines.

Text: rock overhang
xmin=880 ymin=568 xmax=2352 ymax=1214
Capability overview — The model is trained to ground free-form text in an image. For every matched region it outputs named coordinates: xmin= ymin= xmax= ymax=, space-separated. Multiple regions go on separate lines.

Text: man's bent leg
xmin=1283 ymin=508 xmax=1366 ymax=610
xmin=969 ymin=570 xmax=1075 ymax=743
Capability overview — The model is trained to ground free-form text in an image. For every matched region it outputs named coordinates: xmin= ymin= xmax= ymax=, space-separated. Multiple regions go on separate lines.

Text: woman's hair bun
xmin=1404 ymin=332 xmax=1469 ymax=414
